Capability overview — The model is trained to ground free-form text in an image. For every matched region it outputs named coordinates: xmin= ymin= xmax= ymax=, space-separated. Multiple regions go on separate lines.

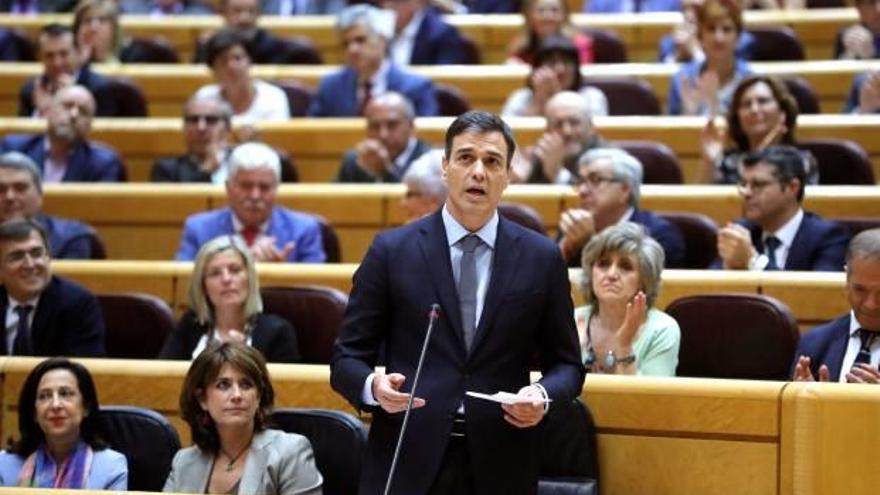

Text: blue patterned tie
xmin=854 ymin=329 xmax=876 ymax=365
xmin=458 ymin=235 xmax=481 ymax=353
xmin=764 ymin=236 xmax=781 ymax=271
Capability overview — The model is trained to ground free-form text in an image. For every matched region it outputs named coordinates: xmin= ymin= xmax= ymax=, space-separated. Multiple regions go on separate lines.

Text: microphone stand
xmin=382 ymin=303 xmax=441 ymax=495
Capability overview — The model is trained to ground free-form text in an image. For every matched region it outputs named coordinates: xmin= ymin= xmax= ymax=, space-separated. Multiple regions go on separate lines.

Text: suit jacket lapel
xmin=177 ymin=448 xmax=213 ymax=492
xmin=470 ymin=217 xmax=520 ymax=355
xmin=784 ymin=215 xmax=810 ymax=270
xmin=239 ymin=431 xmax=269 ymax=493
xmin=826 ymin=315 xmax=851 ymax=381
xmin=418 ymin=211 xmax=465 ymax=351
xmin=30 ymin=277 xmax=57 ymax=355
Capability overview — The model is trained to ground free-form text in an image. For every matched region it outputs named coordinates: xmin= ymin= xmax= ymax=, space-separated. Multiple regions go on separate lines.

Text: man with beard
xmin=522 ymin=91 xmax=605 ymax=184
xmin=176 ymin=142 xmax=326 ymax=263
xmin=1 ymin=85 xmax=124 ymax=182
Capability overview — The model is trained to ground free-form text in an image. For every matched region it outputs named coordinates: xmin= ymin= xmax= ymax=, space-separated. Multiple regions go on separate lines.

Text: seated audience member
xmin=400 ymin=148 xmax=446 ymax=221
xmin=0 ymin=152 xmax=99 ymax=259
xmin=260 ymin=0 xmax=345 ymax=15
xmin=152 ymin=97 xmax=235 ymax=183
xmin=17 ymin=23 xmax=113 ymax=117
xmin=72 ymin=0 xmax=123 ymax=64
xmin=0 ymin=28 xmax=32 ymax=61
xmin=793 ymin=228 xmax=880 ymax=384
xmin=576 ymin=222 xmax=681 ymax=375
xmin=0 ymin=358 xmax=127 ymax=488
xmin=584 ymin=0 xmax=680 ymax=13
xmin=0 ymin=0 xmax=75 ymax=12
xmin=382 ymin=0 xmax=473 ymax=65
xmin=0 ymin=220 xmax=106 ymax=356
xmin=668 ymin=0 xmax=752 ymax=116
xmin=2 ymin=86 xmax=124 ymax=183
xmin=193 ymin=29 xmax=290 ymax=124
xmin=336 ymin=92 xmax=430 ymax=183
xmin=195 ymin=0 xmax=311 ymax=63
xmin=700 ymin=75 xmax=817 ymax=184
xmin=160 ymin=235 xmax=300 ymax=362
xmin=834 ymin=0 xmax=880 ymax=60
xmin=558 ymin=148 xmax=685 ymax=268
xmin=119 ymin=0 xmax=212 ymax=15
xmin=657 ymin=0 xmax=755 ymax=64
xmin=713 ymin=146 xmax=849 ymax=272
xmin=516 ymin=90 xmax=605 ymax=184
xmin=164 ymin=342 xmax=322 ymax=494
xmin=508 ymin=0 xmax=592 ymax=65
xmin=177 ymin=142 xmax=326 ymax=263
xmin=503 ymin=35 xmax=607 ymax=118
xmin=308 ymin=4 xmax=437 ymax=117
xmin=844 ymin=71 xmax=880 ymax=114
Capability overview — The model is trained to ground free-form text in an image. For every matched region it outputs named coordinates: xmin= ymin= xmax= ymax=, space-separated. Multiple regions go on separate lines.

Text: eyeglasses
xmin=4 ymin=246 xmax=47 ymax=264
xmin=736 ymin=178 xmax=778 ymax=194
xmin=575 ymin=174 xmax=620 ymax=189
xmin=184 ymin=114 xmax=223 ymax=125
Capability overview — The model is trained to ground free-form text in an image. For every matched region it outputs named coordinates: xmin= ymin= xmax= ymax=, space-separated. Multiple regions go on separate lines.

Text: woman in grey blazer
xmin=163 ymin=342 xmax=322 ymax=495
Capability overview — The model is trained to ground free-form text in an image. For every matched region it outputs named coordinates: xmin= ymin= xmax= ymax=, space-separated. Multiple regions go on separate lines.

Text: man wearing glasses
xmin=0 ymin=219 xmax=106 ymax=356
xmin=151 ymin=97 xmax=234 ymax=183
xmin=557 ymin=147 xmax=685 ymax=267
xmin=714 ymin=145 xmax=849 ymax=271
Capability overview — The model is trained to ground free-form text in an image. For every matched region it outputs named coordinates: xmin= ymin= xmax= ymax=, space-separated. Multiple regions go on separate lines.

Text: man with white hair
xmin=558 ymin=147 xmax=685 ymax=267
xmin=175 ymin=142 xmax=326 ymax=263
xmin=400 ymin=148 xmax=447 ymax=221
xmin=308 ymin=4 xmax=437 ymax=117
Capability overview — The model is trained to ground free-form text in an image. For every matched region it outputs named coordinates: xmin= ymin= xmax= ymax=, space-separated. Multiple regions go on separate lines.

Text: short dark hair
xmin=741 ymin=145 xmax=806 ymax=201
xmin=0 ymin=151 xmax=43 ymax=194
xmin=532 ymin=34 xmax=582 ymax=91
xmin=179 ymin=342 xmax=274 ymax=453
xmin=0 ymin=219 xmax=49 ymax=251
xmin=728 ymin=75 xmax=799 ymax=151
xmin=444 ymin=111 xmax=516 ymax=168
xmin=204 ymin=28 xmax=253 ymax=68
xmin=38 ymin=23 xmax=74 ymax=49
xmin=10 ymin=358 xmax=107 ymax=456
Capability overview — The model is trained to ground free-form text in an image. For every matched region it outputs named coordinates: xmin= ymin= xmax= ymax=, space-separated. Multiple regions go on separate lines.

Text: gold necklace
xmin=220 ymin=440 xmax=251 ymax=472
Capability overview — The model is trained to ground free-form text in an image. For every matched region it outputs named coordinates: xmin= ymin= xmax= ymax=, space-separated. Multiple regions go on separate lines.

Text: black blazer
xmin=331 ymin=210 xmax=584 ymax=495
xmin=793 ymin=314 xmax=851 ymax=382
xmin=18 ymin=65 xmax=114 ymax=117
xmin=335 ymin=139 xmax=431 ymax=183
xmin=150 ymin=155 xmax=213 ymax=183
xmin=0 ymin=276 xmax=106 ymax=357
xmin=159 ymin=311 xmax=301 ymax=363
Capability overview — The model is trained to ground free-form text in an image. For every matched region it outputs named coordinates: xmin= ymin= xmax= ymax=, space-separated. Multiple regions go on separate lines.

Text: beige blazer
xmin=163 ymin=429 xmax=323 ymax=495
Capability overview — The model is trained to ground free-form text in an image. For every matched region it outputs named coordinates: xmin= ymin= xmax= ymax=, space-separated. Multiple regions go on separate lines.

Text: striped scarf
xmin=16 ymin=440 xmax=94 ymax=488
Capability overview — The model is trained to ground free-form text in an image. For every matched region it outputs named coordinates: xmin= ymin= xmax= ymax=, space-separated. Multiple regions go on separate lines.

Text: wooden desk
xmin=0 ymin=9 xmax=860 ymax=64
xmin=4 ymin=115 xmax=880 ymax=183
xmin=1 ymin=59 xmax=878 ymax=117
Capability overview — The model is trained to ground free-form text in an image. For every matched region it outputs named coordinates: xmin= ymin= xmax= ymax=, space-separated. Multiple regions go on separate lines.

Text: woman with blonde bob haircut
xmin=575 ymin=222 xmax=681 ymax=376
xmin=164 ymin=342 xmax=322 ymax=494
xmin=73 ymin=0 xmax=123 ymax=63
xmin=159 ymin=235 xmax=301 ymax=362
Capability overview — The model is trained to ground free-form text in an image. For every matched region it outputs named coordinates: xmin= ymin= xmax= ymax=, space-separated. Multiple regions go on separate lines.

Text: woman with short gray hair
xmin=576 ymin=222 xmax=680 ymax=375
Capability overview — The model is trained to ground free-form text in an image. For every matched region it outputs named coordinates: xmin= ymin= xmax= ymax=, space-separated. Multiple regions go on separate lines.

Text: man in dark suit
xmin=557 ymin=147 xmax=685 ymax=268
xmin=1 ymin=85 xmax=124 ymax=183
xmin=382 ymin=0 xmax=474 ymax=65
xmin=151 ymin=96 xmax=234 ymax=183
xmin=833 ymin=0 xmax=880 ymax=60
xmin=336 ymin=92 xmax=431 ymax=183
xmin=308 ymin=4 xmax=438 ymax=117
xmin=0 ymin=219 xmax=105 ymax=357
xmin=714 ymin=146 xmax=849 ymax=272
xmin=331 ymin=111 xmax=584 ymax=495
xmin=17 ymin=23 xmax=115 ymax=118
xmin=0 ymin=151 xmax=100 ymax=259
xmin=793 ymin=228 xmax=880 ymax=384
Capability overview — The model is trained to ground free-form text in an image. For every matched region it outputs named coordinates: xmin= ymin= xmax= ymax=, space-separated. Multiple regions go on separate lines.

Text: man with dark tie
xmin=175 ymin=142 xmax=326 ymax=263
xmin=331 ymin=111 xmax=584 ymax=494
xmin=712 ymin=145 xmax=849 ymax=272
xmin=793 ymin=228 xmax=880 ymax=383
xmin=0 ymin=219 xmax=105 ymax=357
xmin=308 ymin=4 xmax=438 ymax=117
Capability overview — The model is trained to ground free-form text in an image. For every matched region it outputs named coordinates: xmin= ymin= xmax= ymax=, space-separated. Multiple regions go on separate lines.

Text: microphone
xmin=383 ymin=303 xmax=441 ymax=495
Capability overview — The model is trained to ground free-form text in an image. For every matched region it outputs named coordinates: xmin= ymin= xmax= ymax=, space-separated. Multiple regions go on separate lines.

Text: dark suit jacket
xmin=0 ymin=0 xmax=75 ymax=12
xmin=0 ymin=134 xmax=124 ymax=182
xmin=0 ymin=276 xmax=105 ymax=357
xmin=335 ymin=139 xmax=431 ymax=183
xmin=793 ymin=314 xmax=851 ymax=382
xmin=710 ymin=211 xmax=849 ymax=271
xmin=150 ymin=154 xmax=214 ymax=183
xmin=18 ymin=65 xmax=114 ymax=117
xmin=194 ymin=28 xmax=319 ymax=64
xmin=158 ymin=311 xmax=300 ymax=362
xmin=409 ymin=9 xmax=474 ymax=65
xmin=38 ymin=214 xmax=96 ymax=260
xmin=330 ymin=210 xmax=584 ymax=495
xmin=631 ymin=210 xmax=686 ymax=268
xmin=308 ymin=64 xmax=438 ymax=117
xmin=468 ymin=0 xmax=520 ymax=13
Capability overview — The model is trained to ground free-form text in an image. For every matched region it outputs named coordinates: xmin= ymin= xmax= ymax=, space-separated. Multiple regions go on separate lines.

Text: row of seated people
xmin=3 ymin=0 xmax=880 ymax=120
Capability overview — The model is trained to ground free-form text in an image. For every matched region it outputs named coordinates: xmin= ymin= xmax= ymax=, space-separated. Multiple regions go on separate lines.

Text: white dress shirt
xmin=5 ymin=295 xmax=40 ymax=355
xmin=388 ymin=9 xmax=426 ymax=67
xmin=750 ymin=208 xmax=804 ymax=271
xmin=838 ymin=311 xmax=880 ymax=383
